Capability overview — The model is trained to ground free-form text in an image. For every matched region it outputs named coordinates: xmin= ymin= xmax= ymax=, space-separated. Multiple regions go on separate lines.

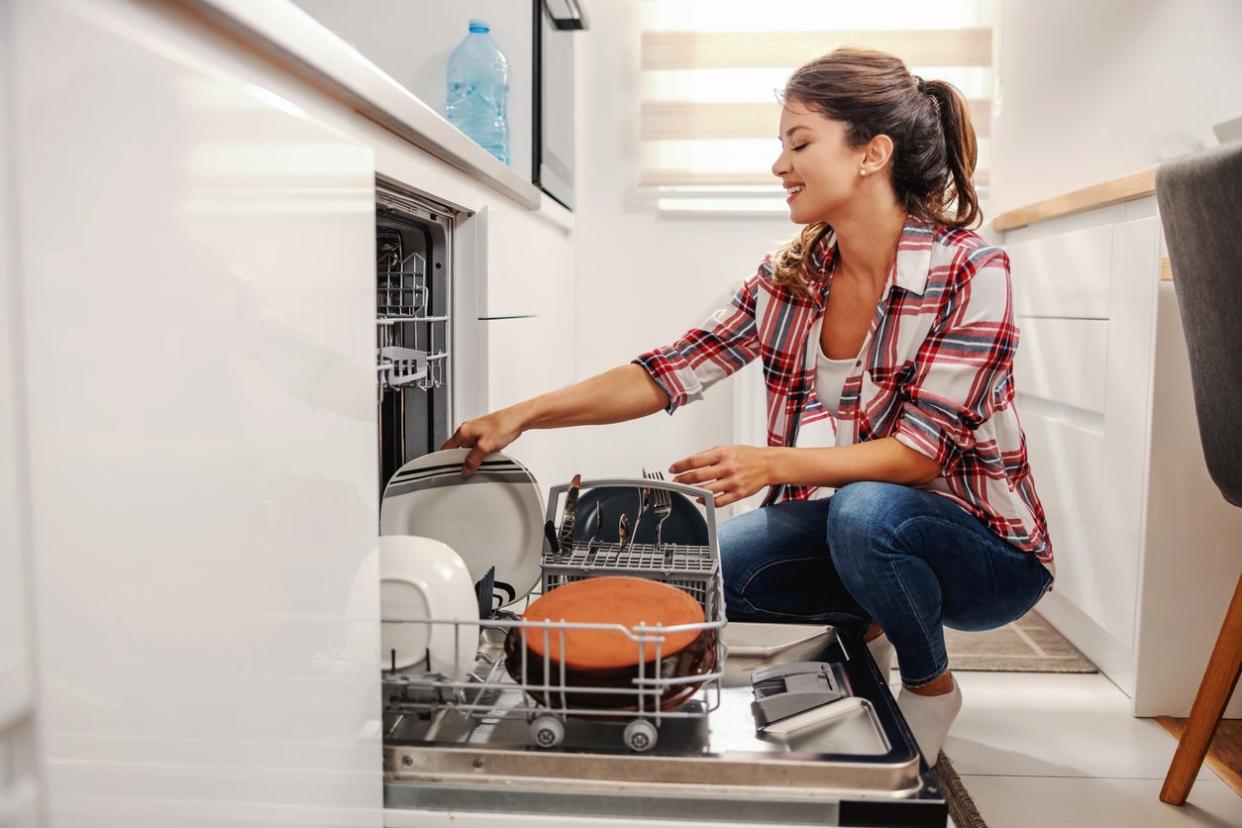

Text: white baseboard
xmin=1037 ymin=590 xmax=1137 ymax=705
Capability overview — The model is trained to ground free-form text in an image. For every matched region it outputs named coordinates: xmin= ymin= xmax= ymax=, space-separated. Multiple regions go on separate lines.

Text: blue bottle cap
xmin=468 ymin=19 xmax=489 ymax=34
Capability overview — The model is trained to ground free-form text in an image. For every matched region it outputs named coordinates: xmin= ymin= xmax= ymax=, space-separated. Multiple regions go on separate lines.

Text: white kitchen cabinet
xmin=1004 ymin=199 xmax=1242 ymax=717
xmin=1013 ymin=317 xmax=1109 ymax=414
xmin=481 ymin=311 xmax=576 ymax=495
xmin=1 ymin=12 xmax=42 ymax=817
xmin=290 ymin=0 xmax=535 ymax=184
xmin=480 ymin=197 xmax=576 ymax=320
xmin=11 ymin=0 xmax=381 ymax=824
xmin=0 ymin=24 xmax=32 ymax=739
xmin=1007 ymin=222 xmax=1114 ymax=319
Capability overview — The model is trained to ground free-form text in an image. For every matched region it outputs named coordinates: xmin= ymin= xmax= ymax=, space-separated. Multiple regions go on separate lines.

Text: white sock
xmin=896 ymin=677 xmax=962 ymax=767
xmin=865 ymin=632 xmax=897 ymax=682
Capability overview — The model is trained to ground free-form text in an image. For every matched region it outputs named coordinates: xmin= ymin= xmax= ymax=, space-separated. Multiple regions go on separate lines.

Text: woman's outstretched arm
xmin=442 ymin=364 xmax=669 ymax=475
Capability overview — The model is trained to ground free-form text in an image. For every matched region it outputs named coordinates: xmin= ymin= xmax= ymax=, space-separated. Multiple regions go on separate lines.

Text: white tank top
xmin=814 ymin=339 xmax=861 ymax=416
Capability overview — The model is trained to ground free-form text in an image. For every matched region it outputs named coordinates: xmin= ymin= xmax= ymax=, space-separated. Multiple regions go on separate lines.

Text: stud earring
xmin=860 ymin=168 xmax=868 ymax=177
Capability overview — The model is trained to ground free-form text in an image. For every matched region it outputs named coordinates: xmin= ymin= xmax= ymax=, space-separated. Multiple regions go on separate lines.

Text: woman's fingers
xmin=461 ymin=443 xmax=493 ymax=477
xmin=702 ymin=480 xmax=739 ymax=507
xmin=671 ymin=465 xmax=723 ymax=485
xmin=441 ymin=423 xmax=488 ymax=475
xmin=669 ymin=447 xmax=723 ymax=475
xmin=441 ymin=422 xmax=478 ymax=451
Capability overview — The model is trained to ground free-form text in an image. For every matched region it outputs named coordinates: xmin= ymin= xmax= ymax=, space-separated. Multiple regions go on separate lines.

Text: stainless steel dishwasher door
xmin=383 ymin=627 xmax=947 ymax=826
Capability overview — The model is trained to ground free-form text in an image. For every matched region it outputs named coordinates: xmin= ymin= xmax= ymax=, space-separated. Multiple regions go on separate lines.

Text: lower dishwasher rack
xmin=383 ymin=627 xmax=947 ymax=827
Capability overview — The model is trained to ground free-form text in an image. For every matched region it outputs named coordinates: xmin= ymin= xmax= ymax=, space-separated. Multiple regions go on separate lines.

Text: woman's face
xmin=771 ymin=100 xmax=866 ymax=225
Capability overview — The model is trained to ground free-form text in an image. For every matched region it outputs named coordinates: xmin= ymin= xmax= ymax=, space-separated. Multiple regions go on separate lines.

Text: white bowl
xmin=380 ymin=535 xmax=480 ymax=679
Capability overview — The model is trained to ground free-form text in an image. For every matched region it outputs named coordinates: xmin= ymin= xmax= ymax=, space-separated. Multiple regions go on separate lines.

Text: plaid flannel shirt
xmin=634 ymin=217 xmax=1053 ymax=570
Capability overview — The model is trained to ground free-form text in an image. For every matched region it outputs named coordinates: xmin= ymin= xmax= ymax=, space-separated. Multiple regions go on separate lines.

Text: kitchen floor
xmin=394 ymin=668 xmax=1242 ymax=828
xmin=944 ymin=670 xmax=1242 ymax=827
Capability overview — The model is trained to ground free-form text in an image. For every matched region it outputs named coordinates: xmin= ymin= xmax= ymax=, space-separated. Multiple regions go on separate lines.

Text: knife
xmin=557 ymin=473 xmax=582 ymax=551
xmin=623 ymin=484 xmax=650 ymax=555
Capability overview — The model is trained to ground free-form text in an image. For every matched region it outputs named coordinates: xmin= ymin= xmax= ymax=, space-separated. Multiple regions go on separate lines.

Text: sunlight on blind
xmin=639 ymin=0 xmax=996 ymax=210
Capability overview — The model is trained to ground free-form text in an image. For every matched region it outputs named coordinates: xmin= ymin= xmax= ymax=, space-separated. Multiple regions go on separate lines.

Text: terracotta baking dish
xmin=504 ymin=576 xmax=717 ymax=711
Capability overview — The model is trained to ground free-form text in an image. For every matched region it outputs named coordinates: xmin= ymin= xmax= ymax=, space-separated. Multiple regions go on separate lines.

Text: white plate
xmin=380 ymin=448 xmax=543 ymax=608
xmin=380 ymin=535 xmax=479 ymax=678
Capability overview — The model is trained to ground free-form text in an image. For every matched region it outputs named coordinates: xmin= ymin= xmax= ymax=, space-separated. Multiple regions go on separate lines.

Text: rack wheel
xmin=623 ymin=719 xmax=657 ymax=752
xmin=530 ymin=716 xmax=564 ymax=748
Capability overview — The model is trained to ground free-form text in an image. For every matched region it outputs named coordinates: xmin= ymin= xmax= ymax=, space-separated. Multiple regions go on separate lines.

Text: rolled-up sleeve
xmin=632 ymin=269 xmax=763 ymax=414
xmin=893 ymin=248 xmax=1018 ymax=471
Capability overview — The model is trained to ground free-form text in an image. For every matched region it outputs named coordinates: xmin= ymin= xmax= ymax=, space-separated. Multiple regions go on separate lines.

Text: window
xmin=639 ymin=0 xmax=996 ymax=213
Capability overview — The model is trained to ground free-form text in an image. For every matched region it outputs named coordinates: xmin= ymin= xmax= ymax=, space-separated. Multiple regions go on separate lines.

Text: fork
xmin=623 ymin=472 xmax=653 ymax=555
xmin=651 ymin=471 xmax=673 ymax=558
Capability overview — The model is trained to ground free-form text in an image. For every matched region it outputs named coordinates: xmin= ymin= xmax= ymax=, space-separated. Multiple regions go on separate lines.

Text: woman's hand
xmin=669 ymin=445 xmax=777 ymax=507
xmin=441 ymin=407 xmax=527 ymax=476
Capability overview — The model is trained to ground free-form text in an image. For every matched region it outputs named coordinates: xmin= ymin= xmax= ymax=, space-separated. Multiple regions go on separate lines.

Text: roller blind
xmin=639 ymin=0 xmax=996 ymax=211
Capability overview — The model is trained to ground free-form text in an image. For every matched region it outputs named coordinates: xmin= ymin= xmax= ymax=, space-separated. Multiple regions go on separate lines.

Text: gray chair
xmin=1155 ymin=141 xmax=1242 ymax=805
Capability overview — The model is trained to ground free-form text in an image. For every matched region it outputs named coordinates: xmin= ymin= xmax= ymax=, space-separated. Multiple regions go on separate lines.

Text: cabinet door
xmin=1008 ymin=223 xmax=1113 ymax=319
xmin=483 ymin=314 xmax=576 ymax=493
xmin=0 ymin=40 xmax=34 ymax=742
xmin=12 ymin=0 xmax=380 ymax=824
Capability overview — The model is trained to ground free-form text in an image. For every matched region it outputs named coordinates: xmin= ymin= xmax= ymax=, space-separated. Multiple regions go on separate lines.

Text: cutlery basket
xmin=541 ymin=476 xmax=722 ymax=620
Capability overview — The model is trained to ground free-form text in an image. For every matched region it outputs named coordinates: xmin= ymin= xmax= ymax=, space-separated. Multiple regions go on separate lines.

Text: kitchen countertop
xmin=172 ymin=0 xmax=543 ymax=210
xmin=991 ymin=168 xmax=1156 ymax=232
xmin=992 ymin=167 xmax=1172 ymax=281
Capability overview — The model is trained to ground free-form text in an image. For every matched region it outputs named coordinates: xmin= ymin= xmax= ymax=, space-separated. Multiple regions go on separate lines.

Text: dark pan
xmin=572 ymin=487 xmax=708 ymax=546
xmin=504 ymin=625 xmax=717 ymax=711
xmin=502 ymin=576 xmax=717 ymax=711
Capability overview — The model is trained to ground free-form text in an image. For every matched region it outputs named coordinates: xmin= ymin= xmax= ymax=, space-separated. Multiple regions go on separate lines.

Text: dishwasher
xmin=376 ymin=482 xmax=948 ymax=826
xmin=372 ymin=185 xmax=947 ymax=826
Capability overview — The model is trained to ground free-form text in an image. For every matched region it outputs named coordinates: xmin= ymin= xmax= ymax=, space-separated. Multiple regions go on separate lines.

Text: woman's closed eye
xmin=792 ymin=144 xmax=808 ymax=152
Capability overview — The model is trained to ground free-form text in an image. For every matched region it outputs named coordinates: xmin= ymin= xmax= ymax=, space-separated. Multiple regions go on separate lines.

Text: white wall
xmin=573 ymin=1 xmax=796 ymax=480
xmin=292 ymin=0 xmax=534 ymax=177
xmin=992 ymin=0 xmax=1242 ymax=213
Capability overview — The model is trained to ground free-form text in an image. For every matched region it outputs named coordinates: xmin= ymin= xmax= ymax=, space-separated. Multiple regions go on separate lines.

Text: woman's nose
xmin=771 ymin=151 xmax=788 ymax=179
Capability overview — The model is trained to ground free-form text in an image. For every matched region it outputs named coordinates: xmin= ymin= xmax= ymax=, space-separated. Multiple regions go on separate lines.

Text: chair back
xmin=1156 ymin=142 xmax=1242 ymax=506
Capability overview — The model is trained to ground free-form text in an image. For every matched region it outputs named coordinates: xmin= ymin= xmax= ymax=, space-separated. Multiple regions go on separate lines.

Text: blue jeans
xmin=719 ymin=481 xmax=1054 ymax=687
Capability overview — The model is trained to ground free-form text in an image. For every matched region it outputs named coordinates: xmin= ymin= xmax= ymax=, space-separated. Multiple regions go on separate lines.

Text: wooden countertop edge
xmin=992 ymin=168 xmax=1157 ymax=232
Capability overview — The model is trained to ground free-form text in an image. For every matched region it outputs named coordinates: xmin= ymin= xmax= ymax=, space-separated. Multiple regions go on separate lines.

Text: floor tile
xmin=957 ymin=775 xmax=1242 ymax=827
xmin=942 ymin=671 xmax=1217 ymax=782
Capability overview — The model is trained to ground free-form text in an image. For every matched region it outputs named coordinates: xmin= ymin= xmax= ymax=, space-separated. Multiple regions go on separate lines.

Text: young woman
xmin=443 ymin=48 xmax=1054 ymax=766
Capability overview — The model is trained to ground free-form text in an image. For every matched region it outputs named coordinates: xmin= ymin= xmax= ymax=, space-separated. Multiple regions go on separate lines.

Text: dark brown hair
xmin=772 ymin=48 xmax=980 ymax=293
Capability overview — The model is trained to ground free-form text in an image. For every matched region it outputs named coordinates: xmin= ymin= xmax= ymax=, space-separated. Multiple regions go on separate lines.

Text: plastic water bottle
xmin=446 ymin=20 xmax=510 ymax=165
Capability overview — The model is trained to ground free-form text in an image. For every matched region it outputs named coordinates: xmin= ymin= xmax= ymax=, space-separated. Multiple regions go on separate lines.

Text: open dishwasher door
xmin=382 ymin=624 xmax=947 ymax=827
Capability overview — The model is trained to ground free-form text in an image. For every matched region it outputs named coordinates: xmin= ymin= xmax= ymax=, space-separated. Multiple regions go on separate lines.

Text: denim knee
xmin=825 ymin=481 xmax=898 ymax=582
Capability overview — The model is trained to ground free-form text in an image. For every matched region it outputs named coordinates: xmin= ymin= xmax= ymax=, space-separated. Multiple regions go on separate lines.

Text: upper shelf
xmin=177 ymin=0 xmax=542 ymax=210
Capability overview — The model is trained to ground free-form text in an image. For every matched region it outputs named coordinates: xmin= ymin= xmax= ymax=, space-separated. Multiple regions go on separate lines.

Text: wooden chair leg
xmin=1160 ymin=573 xmax=1242 ymax=805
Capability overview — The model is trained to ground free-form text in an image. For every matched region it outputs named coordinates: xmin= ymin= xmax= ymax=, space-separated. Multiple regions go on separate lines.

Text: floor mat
xmin=935 ymin=752 xmax=988 ymax=827
xmin=944 ymin=611 xmax=1096 ymax=672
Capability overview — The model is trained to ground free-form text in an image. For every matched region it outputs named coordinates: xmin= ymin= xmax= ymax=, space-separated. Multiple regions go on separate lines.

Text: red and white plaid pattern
xmin=634 ymin=217 xmax=1053 ymax=569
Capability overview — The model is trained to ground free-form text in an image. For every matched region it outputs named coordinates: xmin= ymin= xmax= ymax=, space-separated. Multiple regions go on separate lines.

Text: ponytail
xmin=923 ymin=79 xmax=980 ymax=229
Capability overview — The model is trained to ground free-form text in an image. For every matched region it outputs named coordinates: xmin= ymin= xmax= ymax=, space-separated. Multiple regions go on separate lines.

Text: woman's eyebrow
xmin=780 ymin=125 xmax=812 ymax=140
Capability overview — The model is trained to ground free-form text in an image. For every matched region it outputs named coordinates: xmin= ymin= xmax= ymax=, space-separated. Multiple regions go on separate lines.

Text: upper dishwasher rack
xmin=376 ymin=226 xmax=448 ymax=394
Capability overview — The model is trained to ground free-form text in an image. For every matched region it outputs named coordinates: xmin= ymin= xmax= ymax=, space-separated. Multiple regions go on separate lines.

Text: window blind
xmin=638 ymin=0 xmax=996 ymax=209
